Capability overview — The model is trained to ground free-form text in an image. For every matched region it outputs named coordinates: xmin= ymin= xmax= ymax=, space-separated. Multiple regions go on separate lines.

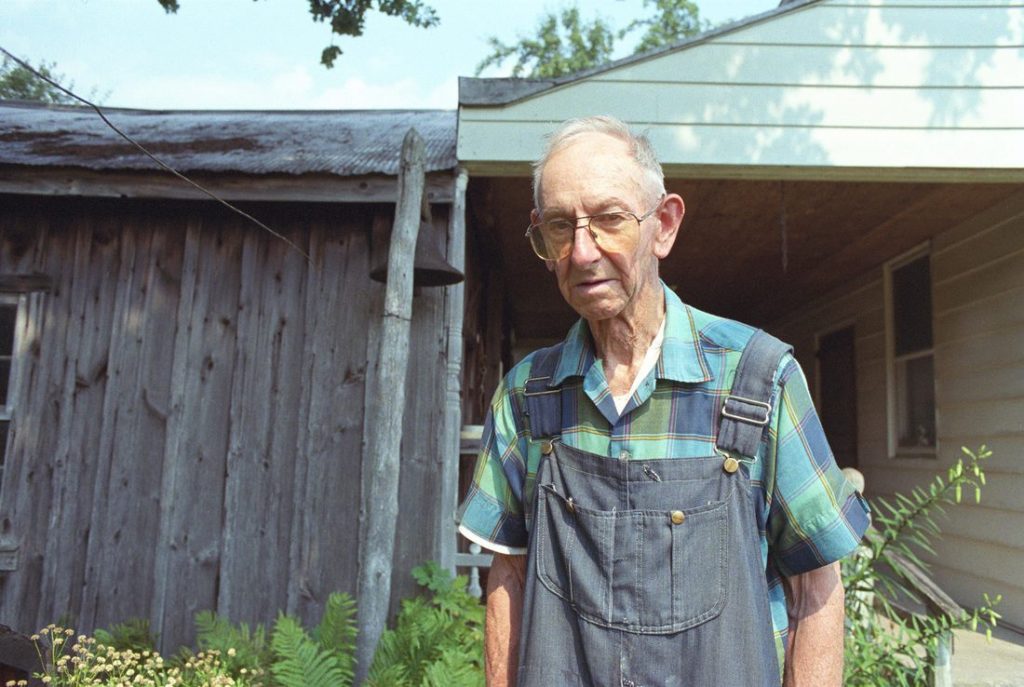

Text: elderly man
xmin=456 ymin=116 xmax=869 ymax=687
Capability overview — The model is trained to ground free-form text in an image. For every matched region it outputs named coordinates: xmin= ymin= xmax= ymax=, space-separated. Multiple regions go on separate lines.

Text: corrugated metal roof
xmin=0 ymin=102 xmax=457 ymax=176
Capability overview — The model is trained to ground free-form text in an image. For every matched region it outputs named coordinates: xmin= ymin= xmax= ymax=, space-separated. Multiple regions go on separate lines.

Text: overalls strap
xmin=716 ymin=329 xmax=793 ymax=459
xmin=522 ymin=343 xmax=565 ymax=440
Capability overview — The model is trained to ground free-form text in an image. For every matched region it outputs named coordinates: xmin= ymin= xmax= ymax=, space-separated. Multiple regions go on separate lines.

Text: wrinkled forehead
xmin=537 ymin=134 xmax=647 ymax=210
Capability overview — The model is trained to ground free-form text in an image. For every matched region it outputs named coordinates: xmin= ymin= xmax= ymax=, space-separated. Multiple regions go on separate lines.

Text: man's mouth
xmin=575 ymin=278 xmax=612 ymax=289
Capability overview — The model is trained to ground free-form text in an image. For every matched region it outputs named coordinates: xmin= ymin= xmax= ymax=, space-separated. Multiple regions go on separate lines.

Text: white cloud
xmin=307 ymin=75 xmax=457 ymax=110
xmin=103 ymin=64 xmax=456 ymax=111
xmin=270 ymin=66 xmax=316 ymax=102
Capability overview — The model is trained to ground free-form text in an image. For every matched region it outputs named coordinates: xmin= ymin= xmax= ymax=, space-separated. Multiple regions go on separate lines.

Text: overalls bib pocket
xmin=535 ymin=480 xmax=730 ymax=634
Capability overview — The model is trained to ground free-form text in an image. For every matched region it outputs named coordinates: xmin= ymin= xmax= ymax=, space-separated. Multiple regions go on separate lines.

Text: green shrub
xmin=842 ymin=446 xmax=1002 ymax=686
xmin=366 ymin=562 xmax=485 ymax=687
xmin=93 ymin=617 xmax=158 ymax=653
xmin=23 ymin=623 xmax=251 ymax=687
xmin=27 ymin=563 xmax=482 ymax=686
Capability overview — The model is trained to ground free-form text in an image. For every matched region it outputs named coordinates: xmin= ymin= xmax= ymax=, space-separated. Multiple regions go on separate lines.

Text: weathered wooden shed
xmin=0 ymin=103 xmax=465 ymax=651
xmin=456 ymin=0 xmax=1024 ymax=629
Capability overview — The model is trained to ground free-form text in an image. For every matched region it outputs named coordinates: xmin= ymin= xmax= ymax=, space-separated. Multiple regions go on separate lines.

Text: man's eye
xmin=543 ymin=220 xmax=575 ymax=234
xmin=591 ymin=213 xmax=630 ymax=230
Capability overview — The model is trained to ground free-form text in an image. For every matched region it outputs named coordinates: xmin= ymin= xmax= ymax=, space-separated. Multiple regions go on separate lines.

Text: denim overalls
xmin=516 ymin=330 xmax=790 ymax=687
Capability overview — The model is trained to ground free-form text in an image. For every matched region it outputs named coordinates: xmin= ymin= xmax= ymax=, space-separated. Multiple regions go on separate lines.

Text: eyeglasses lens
xmin=590 ymin=214 xmax=638 ymax=258
xmin=530 ymin=213 xmax=639 ymax=261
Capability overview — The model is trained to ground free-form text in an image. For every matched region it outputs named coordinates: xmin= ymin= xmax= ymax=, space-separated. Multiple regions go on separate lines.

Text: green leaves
xmin=189 ymin=565 xmax=482 ymax=686
xmin=0 ymin=57 xmax=78 ymax=104
xmin=159 ymin=0 xmax=440 ymax=68
xmin=619 ymin=0 xmax=708 ymax=55
xmin=270 ymin=615 xmax=348 ymax=687
xmin=475 ymin=7 xmax=615 ymax=79
xmin=93 ymin=617 xmax=158 ymax=652
xmin=366 ymin=563 xmax=485 ymax=686
xmin=40 ymin=566 xmax=481 ymax=685
xmin=475 ymin=0 xmax=707 ymax=78
xmin=311 ymin=0 xmax=440 ymax=67
xmin=315 ymin=592 xmax=359 ymax=683
xmin=842 ymin=445 xmax=1001 ymax=686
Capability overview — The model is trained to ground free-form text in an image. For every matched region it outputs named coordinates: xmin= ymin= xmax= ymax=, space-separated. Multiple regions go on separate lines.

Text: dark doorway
xmin=818 ymin=325 xmax=858 ymax=470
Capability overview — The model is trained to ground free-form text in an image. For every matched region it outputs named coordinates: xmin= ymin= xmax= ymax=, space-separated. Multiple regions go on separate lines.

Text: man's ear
xmin=653 ymin=194 xmax=685 ymax=259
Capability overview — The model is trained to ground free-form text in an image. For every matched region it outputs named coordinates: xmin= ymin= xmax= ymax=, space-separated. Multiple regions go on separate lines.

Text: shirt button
xmin=619 ymin=450 xmax=631 ymax=461
xmin=671 ymin=510 xmax=685 ymax=525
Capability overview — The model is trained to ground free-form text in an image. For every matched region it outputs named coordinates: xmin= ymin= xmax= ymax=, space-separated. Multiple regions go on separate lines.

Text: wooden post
xmin=932 ymin=631 xmax=953 ymax=687
xmin=439 ymin=166 xmax=468 ymax=574
xmin=354 ymin=128 xmax=426 ymax=684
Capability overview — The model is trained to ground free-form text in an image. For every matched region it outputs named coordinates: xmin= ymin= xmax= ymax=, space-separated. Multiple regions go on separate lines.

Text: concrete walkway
xmin=953 ymin=625 xmax=1024 ymax=687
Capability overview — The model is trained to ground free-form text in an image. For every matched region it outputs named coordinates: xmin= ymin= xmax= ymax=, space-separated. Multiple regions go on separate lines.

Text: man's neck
xmin=587 ymin=280 xmax=666 ymax=397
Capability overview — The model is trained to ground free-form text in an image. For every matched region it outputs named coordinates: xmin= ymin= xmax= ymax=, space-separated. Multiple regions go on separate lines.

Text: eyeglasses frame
xmin=525 ymin=195 xmax=665 ymax=261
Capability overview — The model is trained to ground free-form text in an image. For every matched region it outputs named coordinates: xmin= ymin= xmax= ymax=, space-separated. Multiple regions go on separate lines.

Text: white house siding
xmin=458 ymin=0 xmax=1024 ymax=179
xmin=769 ymin=190 xmax=1024 ymax=630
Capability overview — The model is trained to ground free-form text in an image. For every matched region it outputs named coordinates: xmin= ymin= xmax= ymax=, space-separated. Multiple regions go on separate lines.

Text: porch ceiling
xmin=467 ymin=178 xmax=1020 ymax=342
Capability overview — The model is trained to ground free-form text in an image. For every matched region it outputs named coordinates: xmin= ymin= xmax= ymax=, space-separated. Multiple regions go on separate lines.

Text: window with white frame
xmin=887 ymin=250 xmax=936 ymax=456
xmin=0 ymin=295 xmax=19 ymax=490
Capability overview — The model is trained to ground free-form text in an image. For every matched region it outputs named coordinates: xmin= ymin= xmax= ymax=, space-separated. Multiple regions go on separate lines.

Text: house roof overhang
xmin=457 ymin=0 xmax=1024 ymax=181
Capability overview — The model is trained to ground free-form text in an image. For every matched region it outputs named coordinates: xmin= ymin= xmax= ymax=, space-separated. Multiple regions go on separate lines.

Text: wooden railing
xmin=456 ymin=425 xmax=492 ymax=598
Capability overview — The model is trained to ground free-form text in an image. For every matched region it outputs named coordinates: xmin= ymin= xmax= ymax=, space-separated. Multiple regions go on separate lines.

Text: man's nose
xmin=569 ymin=224 xmax=601 ymax=264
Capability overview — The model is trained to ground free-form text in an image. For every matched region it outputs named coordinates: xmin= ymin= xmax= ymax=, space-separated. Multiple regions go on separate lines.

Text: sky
xmin=2 ymin=0 xmax=779 ymax=110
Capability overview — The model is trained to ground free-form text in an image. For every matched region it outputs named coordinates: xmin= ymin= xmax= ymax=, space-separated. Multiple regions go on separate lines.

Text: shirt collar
xmin=549 ymin=282 xmax=713 ymax=387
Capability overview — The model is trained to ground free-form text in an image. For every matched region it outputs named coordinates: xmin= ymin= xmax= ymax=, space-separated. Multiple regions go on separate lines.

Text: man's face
xmin=534 ymin=133 xmax=667 ymax=322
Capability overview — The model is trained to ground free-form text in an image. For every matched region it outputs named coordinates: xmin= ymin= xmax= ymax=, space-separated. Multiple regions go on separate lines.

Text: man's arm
xmin=782 ymin=561 xmax=845 ymax=687
xmin=485 ymin=553 xmax=527 ymax=687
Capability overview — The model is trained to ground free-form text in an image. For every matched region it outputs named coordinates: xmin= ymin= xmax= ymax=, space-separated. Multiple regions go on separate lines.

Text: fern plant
xmin=270 ymin=614 xmax=348 ymax=687
xmin=187 ymin=565 xmax=482 ymax=687
xmin=193 ymin=592 xmax=358 ymax=687
xmin=366 ymin=562 xmax=485 ymax=687
xmin=194 ymin=608 xmax=273 ymax=683
xmin=93 ymin=616 xmax=158 ymax=652
xmin=314 ymin=592 xmax=359 ymax=683
xmin=842 ymin=446 xmax=1002 ymax=686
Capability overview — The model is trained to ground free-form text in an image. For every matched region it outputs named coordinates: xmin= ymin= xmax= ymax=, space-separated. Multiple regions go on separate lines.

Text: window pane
xmin=0 ymin=304 xmax=15 ymax=357
xmin=818 ymin=326 xmax=858 ymax=470
xmin=0 ymin=359 xmax=9 ymax=404
xmin=892 ymin=256 xmax=933 ymax=355
xmin=897 ymin=354 xmax=936 ymax=449
xmin=0 ymin=419 xmax=7 ymax=490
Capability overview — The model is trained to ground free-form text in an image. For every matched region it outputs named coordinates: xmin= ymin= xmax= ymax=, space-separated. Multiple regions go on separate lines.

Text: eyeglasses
xmin=525 ymin=197 xmax=663 ymax=261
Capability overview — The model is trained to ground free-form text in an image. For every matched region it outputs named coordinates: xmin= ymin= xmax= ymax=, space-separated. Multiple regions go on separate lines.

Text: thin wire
xmin=0 ymin=46 xmax=313 ymax=263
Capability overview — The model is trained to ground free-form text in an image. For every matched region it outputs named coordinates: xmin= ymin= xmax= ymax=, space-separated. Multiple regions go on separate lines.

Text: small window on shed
xmin=0 ymin=297 xmax=18 ymax=489
xmin=887 ymin=251 xmax=936 ymax=456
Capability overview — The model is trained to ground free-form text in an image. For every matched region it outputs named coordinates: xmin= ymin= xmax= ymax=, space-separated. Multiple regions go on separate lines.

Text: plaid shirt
xmin=457 ymin=283 xmax=870 ymax=654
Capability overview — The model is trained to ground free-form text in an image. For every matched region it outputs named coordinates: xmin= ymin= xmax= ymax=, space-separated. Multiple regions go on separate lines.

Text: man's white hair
xmin=532 ymin=115 xmax=666 ymax=209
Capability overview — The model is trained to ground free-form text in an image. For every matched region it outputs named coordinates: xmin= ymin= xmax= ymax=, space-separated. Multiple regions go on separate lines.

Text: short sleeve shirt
xmin=457 ymin=283 xmax=870 ymax=652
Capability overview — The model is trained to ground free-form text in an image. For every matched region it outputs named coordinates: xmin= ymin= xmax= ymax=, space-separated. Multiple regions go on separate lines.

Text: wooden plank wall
xmin=769 ymin=189 xmax=1024 ymax=630
xmin=0 ymin=195 xmax=457 ymax=650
